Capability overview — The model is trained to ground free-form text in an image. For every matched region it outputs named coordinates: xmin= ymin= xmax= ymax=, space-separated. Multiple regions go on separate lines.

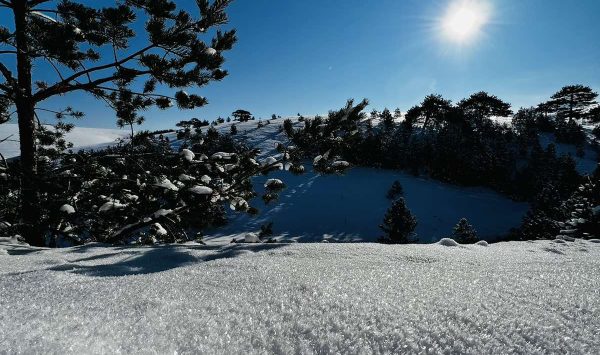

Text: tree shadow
xmin=48 ymin=243 xmax=288 ymax=278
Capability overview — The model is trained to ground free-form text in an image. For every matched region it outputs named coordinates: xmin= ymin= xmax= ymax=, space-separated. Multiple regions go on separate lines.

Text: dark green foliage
xmin=452 ymin=218 xmax=478 ymax=244
xmin=232 ymin=109 xmax=251 ymax=122
xmin=258 ymin=222 xmax=274 ymax=239
xmin=458 ymin=91 xmax=513 ymax=122
xmin=0 ymin=121 xmax=304 ymax=245
xmin=0 ymin=0 xmax=237 ymax=245
xmin=386 ymin=180 xmax=404 ymax=200
xmin=380 ymin=108 xmax=394 ymax=131
xmin=230 ymin=123 xmax=237 ymax=135
xmin=556 ymin=171 xmax=600 ymax=240
xmin=547 ymin=85 xmax=598 ymax=123
xmin=379 ymin=198 xmax=417 ymax=244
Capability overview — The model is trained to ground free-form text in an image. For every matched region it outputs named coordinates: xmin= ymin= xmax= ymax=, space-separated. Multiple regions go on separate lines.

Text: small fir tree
xmin=386 ymin=180 xmax=404 ymax=200
xmin=452 ymin=218 xmax=479 ymax=244
xmin=379 ymin=198 xmax=417 ymax=244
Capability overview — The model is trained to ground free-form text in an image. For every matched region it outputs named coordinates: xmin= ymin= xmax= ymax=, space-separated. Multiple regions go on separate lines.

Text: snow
xmin=0 ymin=124 xmax=129 ymax=159
xmin=208 ymin=166 xmax=529 ymax=243
xmin=152 ymin=223 xmax=168 ymax=236
xmin=203 ymin=47 xmax=217 ymax=56
xmin=0 ymin=240 xmax=599 ymax=353
xmin=438 ymin=238 xmax=460 ymax=247
xmin=188 ymin=185 xmax=213 ymax=195
xmin=59 ymin=204 xmax=75 ymax=215
xmin=98 ymin=201 xmax=127 ymax=212
xmin=243 ymin=232 xmax=260 ymax=243
xmin=180 ymin=149 xmax=195 ymax=162
xmin=154 ymin=178 xmax=179 ymax=191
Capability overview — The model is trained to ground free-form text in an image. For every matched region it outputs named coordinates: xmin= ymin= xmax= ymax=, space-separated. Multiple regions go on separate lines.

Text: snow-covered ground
xmin=0 ymin=123 xmax=129 ymax=159
xmin=208 ymin=167 xmax=528 ymax=243
xmin=1 ymin=238 xmax=599 ymax=354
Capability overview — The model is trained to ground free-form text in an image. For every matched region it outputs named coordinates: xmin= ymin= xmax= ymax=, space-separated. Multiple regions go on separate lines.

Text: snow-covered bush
xmin=0 ymin=123 xmax=302 ymax=246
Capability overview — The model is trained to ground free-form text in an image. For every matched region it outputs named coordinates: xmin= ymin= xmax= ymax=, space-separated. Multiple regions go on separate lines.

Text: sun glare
xmin=441 ymin=0 xmax=490 ymax=44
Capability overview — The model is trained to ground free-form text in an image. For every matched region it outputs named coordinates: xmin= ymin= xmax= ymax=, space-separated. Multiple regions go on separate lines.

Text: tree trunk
xmin=14 ymin=2 xmax=44 ymax=246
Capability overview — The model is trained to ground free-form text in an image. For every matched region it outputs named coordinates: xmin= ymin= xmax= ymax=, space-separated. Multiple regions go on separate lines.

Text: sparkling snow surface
xmin=1 ymin=239 xmax=599 ymax=354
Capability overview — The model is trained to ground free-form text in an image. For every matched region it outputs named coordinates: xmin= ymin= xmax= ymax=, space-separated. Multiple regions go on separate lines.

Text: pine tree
xmin=0 ymin=0 xmax=236 ymax=246
xmin=557 ymin=173 xmax=600 ymax=240
xmin=380 ymin=108 xmax=394 ymax=131
xmin=408 ymin=94 xmax=452 ymax=130
xmin=232 ymin=109 xmax=251 ymax=122
xmin=379 ymin=198 xmax=417 ymax=244
xmin=548 ymin=85 xmax=598 ymax=123
xmin=452 ymin=218 xmax=478 ymax=244
xmin=386 ymin=180 xmax=404 ymax=199
xmin=230 ymin=123 xmax=237 ymax=135
xmin=458 ymin=92 xmax=513 ymax=122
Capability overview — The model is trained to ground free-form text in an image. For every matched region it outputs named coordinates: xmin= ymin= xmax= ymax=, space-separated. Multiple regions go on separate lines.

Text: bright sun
xmin=441 ymin=0 xmax=490 ymax=44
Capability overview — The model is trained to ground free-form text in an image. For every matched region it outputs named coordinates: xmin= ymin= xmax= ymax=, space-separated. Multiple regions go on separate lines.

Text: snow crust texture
xmin=1 ymin=239 xmax=599 ymax=354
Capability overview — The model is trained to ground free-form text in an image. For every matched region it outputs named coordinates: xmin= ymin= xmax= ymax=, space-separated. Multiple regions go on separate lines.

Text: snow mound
xmin=244 ymin=233 xmax=260 ymax=243
xmin=59 ymin=204 xmax=75 ymax=215
xmin=180 ymin=149 xmax=195 ymax=162
xmin=155 ymin=178 xmax=179 ymax=191
xmin=438 ymin=238 xmax=459 ymax=247
xmin=475 ymin=240 xmax=489 ymax=247
xmin=189 ymin=186 xmax=213 ymax=195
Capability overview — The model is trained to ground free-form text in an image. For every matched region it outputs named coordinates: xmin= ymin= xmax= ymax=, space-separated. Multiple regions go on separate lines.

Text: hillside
xmin=0 ymin=124 xmax=129 ymax=159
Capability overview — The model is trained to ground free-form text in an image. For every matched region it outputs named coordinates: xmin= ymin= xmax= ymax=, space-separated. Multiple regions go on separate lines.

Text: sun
xmin=441 ymin=0 xmax=490 ymax=44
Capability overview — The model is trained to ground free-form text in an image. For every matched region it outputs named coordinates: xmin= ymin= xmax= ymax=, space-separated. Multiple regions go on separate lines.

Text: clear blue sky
xmin=30 ymin=0 xmax=600 ymax=129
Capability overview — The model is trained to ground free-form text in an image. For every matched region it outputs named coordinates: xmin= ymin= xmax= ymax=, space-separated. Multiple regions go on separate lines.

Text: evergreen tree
xmin=232 ymin=109 xmax=251 ymax=122
xmin=386 ymin=180 xmax=404 ymax=199
xmin=452 ymin=218 xmax=478 ymax=244
xmin=380 ymin=108 xmax=394 ymax=131
xmin=548 ymin=85 xmax=598 ymax=123
xmin=230 ymin=123 xmax=237 ymax=135
xmin=0 ymin=0 xmax=236 ymax=246
xmin=458 ymin=92 xmax=513 ymax=122
xmin=557 ymin=172 xmax=600 ymax=240
xmin=407 ymin=94 xmax=452 ymax=130
xmin=379 ymin=198 xmax=417 ymax=244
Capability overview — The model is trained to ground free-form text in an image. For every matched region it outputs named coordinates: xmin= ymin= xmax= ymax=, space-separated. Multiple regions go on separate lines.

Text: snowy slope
xmin=1 ymin=238 xmax=599 ymax=354
xmin=185 ymin=118 xmax=530 ymax=243
xmin=0 ymin=123 xmax=129 ymax=159
xmin=207 ymin=167 xmax=528 ymax=243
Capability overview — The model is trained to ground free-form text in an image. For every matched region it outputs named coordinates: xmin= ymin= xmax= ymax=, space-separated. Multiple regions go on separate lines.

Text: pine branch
xmin=35 ymin=69 xmax=153 ymax=102
xmin=0 ymin=62 xmax=15 ymax=90
xmin=34 ymin=44 xmax=155 ymax=101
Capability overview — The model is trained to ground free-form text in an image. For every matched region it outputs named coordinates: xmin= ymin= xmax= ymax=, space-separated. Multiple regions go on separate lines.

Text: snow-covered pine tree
xmin=379 ymin=198 xmax=417 ymax=244
xmin=452 ymin=218 xmax=479 ymax=244
xmin=230 ymin=124 xmax=237 ymax=135
xmin=556 ymin=172 xmax=600 ymax=240
xmin=0 ymin=0 xmax=237 ymax=246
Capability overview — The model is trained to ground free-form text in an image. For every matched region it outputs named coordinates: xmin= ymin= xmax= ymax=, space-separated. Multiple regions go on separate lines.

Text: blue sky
xmin=27 ymin=0 xmax=600 ymax=129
